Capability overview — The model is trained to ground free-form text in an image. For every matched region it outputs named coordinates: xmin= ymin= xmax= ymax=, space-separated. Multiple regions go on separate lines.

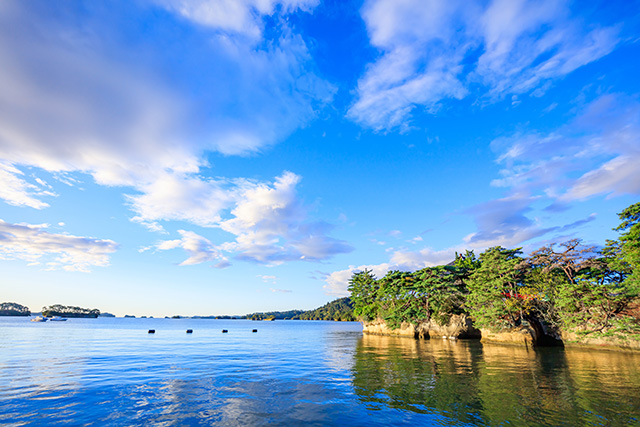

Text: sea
xmin=1 ymin=317 xmax=640 ymax=426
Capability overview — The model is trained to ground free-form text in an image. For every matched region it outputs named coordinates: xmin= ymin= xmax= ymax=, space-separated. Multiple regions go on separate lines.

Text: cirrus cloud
xmin=349 ymin=0 xmax=619 ymax=130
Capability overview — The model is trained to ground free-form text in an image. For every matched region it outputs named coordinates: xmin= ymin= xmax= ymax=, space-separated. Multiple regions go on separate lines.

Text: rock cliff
xmin=362 ymin=315 xmax=481 ymax=339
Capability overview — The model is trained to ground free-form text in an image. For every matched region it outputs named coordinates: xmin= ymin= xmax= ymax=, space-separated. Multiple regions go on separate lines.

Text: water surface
xmin=1 ymin=317 xmax=639 ymax=425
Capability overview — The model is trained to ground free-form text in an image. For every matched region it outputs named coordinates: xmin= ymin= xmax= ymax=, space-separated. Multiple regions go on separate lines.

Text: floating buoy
xmin=186 ymin=329 xmax=193 ymax=333
xmin=252 ymin=329 xmax=258 ymax=333
xmin=148 ymin=329 xmax=155 ymax=334
xmin=222 ymin=329 xmax=228 ymax=333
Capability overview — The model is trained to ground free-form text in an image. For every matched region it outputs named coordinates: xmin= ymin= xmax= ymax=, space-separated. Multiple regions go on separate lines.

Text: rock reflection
xmin=353 ymin=335 xmax=485 ymax=424
xmin=353 ymin=335 xmax=640 ymax=426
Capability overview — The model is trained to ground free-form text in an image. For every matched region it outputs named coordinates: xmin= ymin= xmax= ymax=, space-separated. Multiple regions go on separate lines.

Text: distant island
xmin=243 ymin=297 xmax=354 ymax=321
xmin=42 ymin=304 xmax=100 ymax=318
xmin=0 ymin=302 xmax=30 ymax=316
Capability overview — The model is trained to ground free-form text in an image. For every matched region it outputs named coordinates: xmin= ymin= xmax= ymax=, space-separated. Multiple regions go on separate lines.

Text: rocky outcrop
xmin=561 ymin=331 xmax=640 ymax=352
xmin=362 ymin=315 xmax=481 ymax=339
xmin=480 ymin=316 xmax=564 ymax=347
xmin=362 ymin=319 xmax=419 ymax=337
xmin=361 ymin=318 xmax=640 ymax=351
xmin=480 ymin=326 xmax=537 ymax=347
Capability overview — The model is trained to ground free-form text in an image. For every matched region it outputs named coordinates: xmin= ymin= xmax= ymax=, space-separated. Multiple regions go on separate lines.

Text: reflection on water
xmin=1 ymin=317 xmax=640 ymax=426
xmin=354 ymin=334 xmax=640 ymax=426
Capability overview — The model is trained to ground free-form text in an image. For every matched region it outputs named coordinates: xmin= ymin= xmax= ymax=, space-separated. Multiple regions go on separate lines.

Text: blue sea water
xmin=1 ymin=317 xmax=640 ymax=426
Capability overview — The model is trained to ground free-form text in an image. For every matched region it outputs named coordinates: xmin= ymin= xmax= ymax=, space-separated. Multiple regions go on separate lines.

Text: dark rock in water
xmin=252 ymin=329 xmax=258 ymax=333
xmin=186 ymin=329 xmax=193 ymax=333
xmin=222 ymin=329 xmax=228 ymax=333
xmin=148 ymin=329 xmax=155 ymax=334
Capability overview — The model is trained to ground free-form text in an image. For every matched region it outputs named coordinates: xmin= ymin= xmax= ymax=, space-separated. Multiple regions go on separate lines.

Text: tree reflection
xmin=352 ymin=335 xmax=640 ymax=425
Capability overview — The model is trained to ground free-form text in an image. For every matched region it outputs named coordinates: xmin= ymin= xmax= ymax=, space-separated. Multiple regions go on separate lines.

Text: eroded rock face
xmin=362 ymin=315 xmax=481 ymax=339
xmin=362 ymin=319 xmax=419 ymax=337
xmin=479 ymin=327 xmax=536 ymax=347
xmin=561 ymin=331 xmax=640 ymax=352
xmin=424 ymin=315 xmax=481 ymax=339
xmin=361 ymin=317 xmax=640 ymax=351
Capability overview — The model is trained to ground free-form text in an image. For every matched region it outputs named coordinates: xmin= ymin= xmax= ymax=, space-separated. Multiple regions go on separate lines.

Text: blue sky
xmin=0 ymin=0 xmax=639 ymax=317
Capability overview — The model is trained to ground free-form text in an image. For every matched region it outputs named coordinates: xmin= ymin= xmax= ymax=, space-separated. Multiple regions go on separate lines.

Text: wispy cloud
xmin=0 ymin=163 xmax=55 ymax=209
xmin=0 ymin=220 xmax=118 ymax=272
xmin=270 ymin=288 xmax=292 ymax=293
xmin=156 ymin=230 xmax=228 ymax=266
xmin=258 ymin=275 xmax=277 ymax=284
xmin=491 ymin=94 xmax=640 ymax=201
xmin=153 ymin=0 xmax=319 ymax=39
xmin=349 ymin=0 xmax=619 ymax=130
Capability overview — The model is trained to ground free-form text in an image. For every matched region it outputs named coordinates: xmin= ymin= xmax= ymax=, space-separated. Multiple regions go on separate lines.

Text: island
xmin=0 ymin=302 xmax=30 ymax=316
xmin=242 ymin=298 xmax=354 ymax=321
xmin=349 ymin=202 xmax=640 ymax=351
xmin=42 ymin=304 xmax=100 ymax=318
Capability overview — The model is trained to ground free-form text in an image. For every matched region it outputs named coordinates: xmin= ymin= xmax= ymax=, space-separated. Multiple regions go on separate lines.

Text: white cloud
xmin=0 ymin=219 xmax=118 ymax=272
xmin=218 ymin=172 xmax=352 ymax=264
xmin=154 ymin=0 xmax=318 ymax=38
xmin=0 ymin=163 xmax=55 ymax=209
xmin=155 ymin=172 xmax=352 ymax=266
xmin=564 ymin=155 xmax=640 ymax=200
xmin=349 ymin=0 xmax=619 ymax=130
xmin=324 ymin=262 xmax=393 ymax=297
xmin=156 ymin=230 xmax=228 ymax=266
xmin=324 ymin=245 xmax=457 ymax=296
xmin=491 ymin=94 xmax=640 ymax=202
xmin=270 ymin=288 xmax=292 ymax=293
xmin=0 ymin=0 xmax=332 ymax=215
xmin=0 ymin=1 xmax=349 ymax=266
xmin=126 ymin=173 xmax=235 ymax=228
xmin=389 ymin=247 xmax=458 ymax=271
xmin=258 ymin=275 xmax=277 ymax=284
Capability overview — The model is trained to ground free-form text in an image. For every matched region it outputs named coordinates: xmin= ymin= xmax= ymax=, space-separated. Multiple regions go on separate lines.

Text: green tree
xmin=528 ymin=238 xmax=635 ymax=332
xmin=348 ymin=269 xmax=380 ymax=321
xmin=611 ymin=202 xmax=640 ymax=294
xmin=414 ymin=265 xmax=467 ymax=325
xmin=0 ymin=302 xmax=30 ymax=316
xmin=466 ymin=247 xmax=527 ymax=329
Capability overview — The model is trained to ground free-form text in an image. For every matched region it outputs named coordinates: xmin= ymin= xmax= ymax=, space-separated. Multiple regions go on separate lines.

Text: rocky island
xmin=42 ymin=304 xmax=100 ymax=318
xmin=0 ymin=302 xmax=30 ymax=316
xmin=351 ymin=202 xmax=640 ymax=351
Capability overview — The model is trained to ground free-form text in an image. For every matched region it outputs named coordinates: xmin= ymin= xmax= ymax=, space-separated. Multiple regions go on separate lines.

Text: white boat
xmin=49 ymin=316 xmax=67 ymax=322
xmin=31 ymin=316 xmax=47 ymax=322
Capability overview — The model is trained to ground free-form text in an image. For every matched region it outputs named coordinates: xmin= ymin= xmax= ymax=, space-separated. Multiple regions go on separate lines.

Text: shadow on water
xmin=352 ymin=334 xmax=640 ymax=426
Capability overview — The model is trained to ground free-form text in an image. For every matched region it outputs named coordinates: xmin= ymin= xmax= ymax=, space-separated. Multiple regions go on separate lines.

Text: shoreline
xmin=361 ymin=318 xmax=640 ymax=352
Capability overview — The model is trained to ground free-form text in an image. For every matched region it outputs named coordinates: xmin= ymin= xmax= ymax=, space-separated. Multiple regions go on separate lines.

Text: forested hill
xmin=293 ymin=297 xmax=354 ymax=321
xmin=243 ymin=309 xmax=305 ymax=320
xmin=243 ymin=298 xmax=355 ymax=321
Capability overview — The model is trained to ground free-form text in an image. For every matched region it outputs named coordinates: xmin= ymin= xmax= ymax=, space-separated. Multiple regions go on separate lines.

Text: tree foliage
xmin=0 ymin=302 xmax=30 ymax=316
xmin=42 ymin=304 xmax=100 ymax=318
xmin=349 ymin=265 xmax=468 ymax=328
xmin=294 ymin=297 xmax=355 ymax=321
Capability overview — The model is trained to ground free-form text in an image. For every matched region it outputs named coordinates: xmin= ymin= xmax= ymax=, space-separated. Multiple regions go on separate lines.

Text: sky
xmin=0 ymin=0 xmax=639 ymax=317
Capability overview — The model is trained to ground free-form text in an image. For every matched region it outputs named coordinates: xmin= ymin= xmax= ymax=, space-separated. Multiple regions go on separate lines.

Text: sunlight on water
xmin=1 ymin=317 xmax=640 ymax=426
